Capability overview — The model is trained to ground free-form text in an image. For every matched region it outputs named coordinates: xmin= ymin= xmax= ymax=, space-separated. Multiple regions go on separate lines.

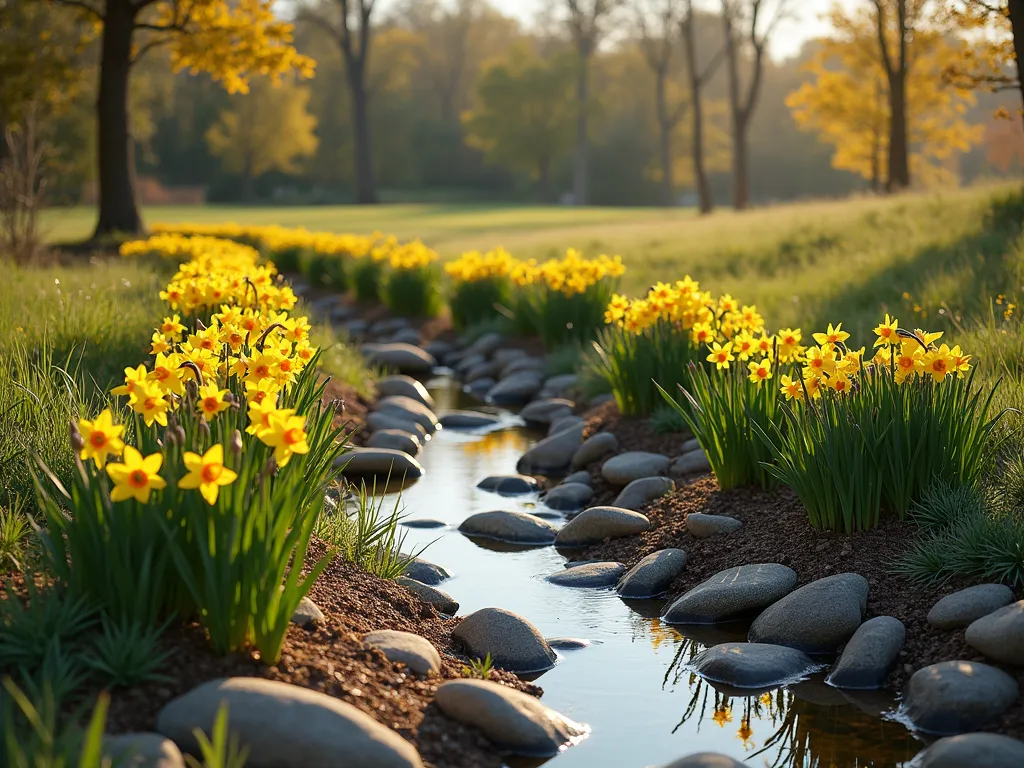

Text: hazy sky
xmin=489 ymin=0 xmax=850 ymax=60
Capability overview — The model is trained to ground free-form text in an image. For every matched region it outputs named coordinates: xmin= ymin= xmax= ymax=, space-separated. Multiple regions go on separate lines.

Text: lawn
xmin=44 ymin=181 xmax=1024 ymax=338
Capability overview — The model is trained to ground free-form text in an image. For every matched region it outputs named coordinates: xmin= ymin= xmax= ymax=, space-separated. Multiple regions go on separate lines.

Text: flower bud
xmin=229 ymin=429 xmax=243 ymax=456
xmin=69 ymin=420 xmax=84 ymax=452
xmin=331 ymin=398 xmax=346 ymax=415
xmin=198 ymin=416 xmax=211 ymax=439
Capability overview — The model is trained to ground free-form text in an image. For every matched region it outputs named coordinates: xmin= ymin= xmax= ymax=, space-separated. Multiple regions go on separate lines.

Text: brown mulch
xmin=103 ymin=541 xmax=539 ymax=768
xmin=562 ymin=459 xmax=1024 ymax=738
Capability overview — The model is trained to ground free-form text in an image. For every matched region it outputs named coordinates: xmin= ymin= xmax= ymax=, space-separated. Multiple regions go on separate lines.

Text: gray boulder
xmin=965 ymin=600 xmax=1024 ymax=665
xmin=918 ymin=733 xmax=1024 ymax=768
xmin=563 ymin=470 xmax=592 ymax=486
xmin=465 ymin=378 xmax=496 ymax=398
xmin=371 ymin=318 xmax=411 ymax=336
xmin=544 ymin=483 xmax=594 ymax=512
xmin=291 ymin=597 xmax=324 ymax=628
xmin=903 ymin=660 xmax=1019 ymax=735
xmin=520 ymin=398 xmax=574 ymax=426
xmin=361 ymin=343 xmax=436 ymax=375
xmin=476 ymin=474 xmax=540 ymax=496
xmin=390 ymin=329 xmax=422 ymax=346
xmin=554 ymin=506 xmax=650 ymax=548
xmin=459 ymin=510 xmax=557 ymax=545
xmin=366 ymin=412 xmax=427 ymax=439
xmin=671 ymin=450 xmax=711 ymax=477
xmin=570 ymin=432 xmax=618 ymax=470
xmin=400 ymin=518 xmax=446 ymax=529
xmin=549 ymin=415 xmax=586 ymax=436
xmin=928 ymin=584 xmax=1015 ymax=630
xmin=376 ymin=375 xmax=434 ymax=408
xmin=658 ymin=755 xmax=746 ymax=768
xmin=363 ymin=630 xmax=441 ymax=676
xmin=748 ymin=573 xmax=868 ymax=654
xmin=691 ymin=643 xmax=820 ymax=689
xmin=156 ymin=678 xmax=423 ymax=768
xmin=104 ymin=733 xmax=185 ymax=768
xmin=502 ymin=357 xmax=546 ymax=378
xmin=335 ymin=448 xmax=424 ymax=481
xmin=466 ymin=360 xmax=502 ymax=383
xmin=423 ymin=340 xmax=454 ymax=363
xmin=614 ymin=477 xmax=674 ymax=510
xmin=374 ymin=396 xmax=439 ymax=434
xmin=826 ymin=616 xmax=905 ymax=690
xmin=455 ymin=353 xmax=486 ymax=375
xmin=546 ymin=637 xmax=591 ymax=650
xmin=439 ymin=410 xmax=501 ymax=429
xmin=434 ymin=680 xmax=587 ymax=757
xmin=401 ymin=557 xmax=451 ymax=585
xmin=487 ymin=371 xmax=544 ymax=406
xmin=517 ymin=423 xmax=585 ymax=476
xmin=463 ymin=332 xmax=504 ymax=359
xmin=396 ymin=577 xmax=459 ymax=615
xmin=616 ymin=549 xmax=687 ymax=599
xmin=681 ymin=437 xmax=701 ymax=453
xmin=492 ymin=348 xmax=527 ymax=366
xmin=686 ymin=513 xmax=742 ymax=539
xmin=366 ymin=429 xmax=421 ymax=456
xmin=452 ymin=608 xmax=557 ymax=674
xmin=546 ymin=562 xmax=626 ymax=588
xmin=663 ymin=564 xmax=797 ymax=625
xmin=543 ymin=374 xmax=579 ymax=396
xmin=601 ymin=452 xmax=671 ymax=486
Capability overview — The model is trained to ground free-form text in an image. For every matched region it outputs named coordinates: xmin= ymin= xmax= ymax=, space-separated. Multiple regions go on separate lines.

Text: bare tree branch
xmin=51 ymin=0 xmax=105 ymax=21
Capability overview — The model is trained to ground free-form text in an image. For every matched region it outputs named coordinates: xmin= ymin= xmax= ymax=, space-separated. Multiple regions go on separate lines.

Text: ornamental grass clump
xmin=513 ymin=249 xmax=625 ymax=348
xmin=445 ymin=248 xmax=515 ymax=329
xmin=753 ymin=317 xmax=1009 ymax=533
xmin=380 ymin=239 xmax=443 ymax=317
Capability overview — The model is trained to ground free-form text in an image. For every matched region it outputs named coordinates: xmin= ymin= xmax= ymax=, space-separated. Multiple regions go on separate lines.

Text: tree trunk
xmin=1008 ymin=0 xmax=1024 ymax=129
xmin=573 ymin=50 xmax=590 ymax=206
xmin=655 ymin=68 xmax=674 ymax=207
xmin=887 ymin=70 xmax=910 ymax=191
xmin=722 ymin=12 xmax=749 ymax=210
xmin=347 ymin=64 xmax=378 ymax=204
xmin=93 ymin=0 xmax=142 ymax=238
xmin=681 ymin=5 xmax=713 ymax=214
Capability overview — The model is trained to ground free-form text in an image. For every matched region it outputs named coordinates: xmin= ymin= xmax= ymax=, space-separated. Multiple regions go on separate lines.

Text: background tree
xmin=720 ymin=0 xmax=792 ymax=209
xmin=205 ymin=77 xmax=318 ymax=201
xmin=462 ymin=46 xmax=577 ymax=199
xmin=50 ymin=0 xmax=314 ymax=238
xmin=566 ymin=0 xmax=621 ymax=204
xmin=788 ymin=13 xmax=982 ymax=190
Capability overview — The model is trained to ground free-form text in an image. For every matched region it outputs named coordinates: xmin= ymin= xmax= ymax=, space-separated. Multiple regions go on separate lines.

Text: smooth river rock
xmin=452 ymin=608 xmax=557 ymax=674
xmin=614 ymin=477 xmax=675 ymax=511
xmin=670 ymin=449 xmax=711 ymax=477
xmin=917 ymin=733 xmax=1024 ymax=768
xmin=434 ymin=679 xmax=587 ymax=757
xmin=401 ymin=557 xmax=451 ymax=585
xmin=487 ymin=371 xmax=544 ymax=406
xmin=396 ymin=577 xmax=459 ymax=615
xmin=748 ymin=573 xmax=868 ymax=654
xmin=543 ymin=374 xmax=579 ymax=396
xmin=903 ymin=660 xmax=1019 ymax=735
xmin=663 ymin=564 xmax=797 ymax=625
xmin=502 ymin=357 xmax=546 ymax=377
xmin=517 ymin=423 xmax=585 ymax=476
xmin=544 ymin=483 xmax=594 ymax=512
xmin=336 ymin=448 xmax=425 ymax=480
xmin=520 ymin=398 xmax=574 ymax=426
xmin=554 ymin=506 xmax=650 ymax=548
xmin=548 ymin=416 xmax=585 ymax=436
xmin=439 ymin=410 xmax=501 ymax=429
xmin=476 ymin=474 xmax=540 ymax=496
xmin=361 ymin=343 xmax=436 ymax=375
xmin=103 ymin=732 xmax=185 ymax=768
xmin=366 ymin=429 xmax=422 ymax=456
xmin=156 ymin=678 xmax=423 ymax=768
xmin=291 ymin=597 xmax=324 ymax=627
xmin=691 ymin=643 xmax=820 ymax=689
xmin=376 ymin=375 xmax=434 ymax=408
xmin=658 ymin=754 xmax=746 ymax=768
xmin=686 ymin=513 xmax=742 ymax=539
xmin=363 ymin=630 xmax=441 ymax=676
xmin=374 ymin=396 xmax=439 ymax=434
xmin=570 ymin=432 xmax=619 ymax=470
xmin=965 ymin=600 xmax=1024 ymax=665
xmin=366 ymin=412 xmax=428 ymax=439
xmin=601 ymin=452 xmax=671 ymax=486
xmin=928 ymin=584 xmax=1015 ymax=630
xmin=562 ymin=470 xmax=592 ymax=486
xmin=826 ymin=616 xmax=906 ymax=690
xmin=459 ymin=510 xmax=557 ymax=545
xmin=546 ymin=562 xmax=626 ymax=588
xmin=616 ymin=549 xmax=688 ymax=599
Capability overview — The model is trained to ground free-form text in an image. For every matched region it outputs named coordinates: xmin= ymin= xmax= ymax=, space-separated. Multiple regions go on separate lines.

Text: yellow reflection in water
xmin=460 ymin=429 xmax=532 ymax=456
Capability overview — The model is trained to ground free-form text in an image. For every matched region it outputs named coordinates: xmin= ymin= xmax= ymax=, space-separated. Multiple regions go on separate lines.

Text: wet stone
xmin=376 ymin=375 xmax=434 ymax=408
xmin=570 ymin=432 xmax=619 ymax=470
xmin=373 ymin=396 xmax=439 ymax=434
xmin=459 ymin=510 xmax=557 ymax=545
xmin=520 ymin=398 xmax=574 ymax=426
xmin=366 ymin=412 xmax=428 ymax=439
xmin=903 ymin=660 xmax=1019 ymax=735
xmin=616 ymin=549 xmax=688 ymax=599
xmin=546 ymin=562 xmax=626 ymax=588
xmin=400 ymin=518 xmax=446 ymax=529
xmin=401 ymin=557 xmax=451 ymax=585
xmin=554 ymin=506 xmax=650 ymax=548
xmin=613 ymin=477 xmax=674 ymax=511
xmin=917 ymin=733 xmax=1024 ymax=768
xmin=396 ymin=577 xmax=459 ymax=615
xmin=928 ymin=584 xmax=1015 ymax=630
xmin=544 ymin=483 xmax=594 ymax=512
xmin=517 ymin=423 xmax=585 ymax=476
xmin=476 ymin=474 xmax=540 ymax=496
xmin=965 ymin=600 xmax=1024 ymax=665
xmin=363 ymin=630 xmax=441 ymax=677
xmin=548 ymin=416 xmax=585 ymax=436
xmin=335 ymin=448 xmax=424 ymax=481
xmin=366 ymin=429 xmax=421 ymax=456
xmin=546 ymin=637 xmax=591 ymax=650
xmin=658 ymin=754 xmax=746 ymax=768
xmin=361 ymin=342 xmax=436 ymax=375
xmin=487 ymin=371 xmax=544 ymax=406
xmin=452 ymin=608 xmax=557 ymax=674
xmin=562 ymin=470 xmax=592 ymax=486
xmin=439 ymin=410 xmax=501 ymax=429
xmin=601 ymin=452 xmax=671 ymax=486
xmin=662 ymin=564 xmax=797 ymax=625
xmin=826 ymin=616 xmax=905 ymax=690
xmin=691 ymin=643 xmax=820 ymax=689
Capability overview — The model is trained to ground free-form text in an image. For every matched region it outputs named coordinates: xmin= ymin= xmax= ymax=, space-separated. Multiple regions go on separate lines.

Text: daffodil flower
xmin=179 ymin=444 xmax=238 ymax=504
xmin=107 ymin=446 xmax=166 ymax=503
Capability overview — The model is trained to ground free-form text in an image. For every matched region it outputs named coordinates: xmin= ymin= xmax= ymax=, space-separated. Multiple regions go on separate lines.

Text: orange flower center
xmin=810 ymin=359 xmax=823 ymax=369
xmin=153 ymin=368 xmax=169 ymax=381
xmin=200 ymin=339 xmax=215 ymax=351
xmin=756 ymin=368 xmax=768 ymax=379
xmin=251 ymin=391 xmax=267 ymax=404
xmin=144 ymin=397 xmax=158 ymax=410
xmin=129 ymin=469 xmax=148 ymax=488
xmin=254 ymin=365 xmax=270 ymax=378
xmin=279 ymin=360 xmax=293 ymax=372
xmin=898 ymin=357 xmax=914 ymax=370
xmin=716 ymin=353 xmax=727 ymax=363
xmin=90 ymin=431 xmax=107 ymax=448
xmin=881 ymin=328 xmax=892 ymax=337
xmin=201 ymin=463 xmax=223 ymax=483
xmin=162 ymin=323 xmax=175 ymax=334
xmin=933 ymin=359 xmax=947 ymax=373
xmin=835 ymin=381 xmax=846 ymax=391
xmin=203 ymin=396 xmax=220 ymax=412
xmin=283 ymin=427 xmax=303 ymax=445
xmin=784 ymin=336 xmax=795 ymax=345
xmin=229 ymin=333 xmax=244 ymax=346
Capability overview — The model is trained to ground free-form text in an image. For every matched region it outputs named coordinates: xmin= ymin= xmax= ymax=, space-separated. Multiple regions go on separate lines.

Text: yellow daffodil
xmin=707 ymin=341 xmax=734 ymax=370
xmin=77 ymin=409 xmax=125 ymax=468
xmin=247 ymin=400 xmax=289 ymax=435
xmin=777 ymin=328 xmax=803 ymax=362
xmin=129 ymin=381 xmax=172 ymax=427
xmin=732 ymin=331 xmax=757 ymax=361
xmin=110 ymin=364 xmax=148 ymax=398
xmin=107 ymin=446 xmax=166 ymax=503
xmin=748 ymin=359 xmax=772 ymax=384
xmin=950 ymin=345 xmax=972 ymax=377
xmin=780 ymin=374 xmax=802 ymax=400
xmin=894 ymin=341 xmax=924 ymax=384
xmin=148 ymin=352 xmax=185 ymax=396
xmin=178 ymin=444 xmax=237 ymax=504
xmin=812 ymin=323 xmax=850 ymax=348
xmin=827 ymin=371 xmax=852 ymax=393
xmin=245 ymin=378 xmax=280 ymax=406
xmin=804 ymin=345 xmax=836 ymax=376
xmin=150 ymin=332 xmax=172 ymax=356
xmin=803 ymin=374 xmax=823 ymax=399
xmin=197 ymin=383 xmax=231 ymax=420
xmin=258 ymin=410 xmax=310 ymax=467
xmin=691 ymin=322 xmax=715 ymax=346
xmin=873 ymin=314 xmax=899 ymax=347
xmin=922 ymin=344 xmax=954 ymax=382
xmin=159 ymin=314 xmax=186 ymax=341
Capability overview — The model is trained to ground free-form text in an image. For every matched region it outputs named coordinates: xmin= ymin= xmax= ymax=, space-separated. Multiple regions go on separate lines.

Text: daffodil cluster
xmin=515 ymin=248 xmax=626 ymax=297
xmin=386 ymin=239 xmax=438 ymax=270
xmin=150 ymin=223 xmax=380 ymax=260
xmin=444 ymin=248 xmax=517 ymax=283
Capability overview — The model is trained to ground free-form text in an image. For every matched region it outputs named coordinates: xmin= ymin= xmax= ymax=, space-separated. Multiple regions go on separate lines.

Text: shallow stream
xmin=393 ymin=376 xmax=925 ymax=768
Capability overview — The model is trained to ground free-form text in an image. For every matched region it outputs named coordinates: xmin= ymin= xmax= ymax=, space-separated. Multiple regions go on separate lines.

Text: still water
xmin=393 ymin=377 xmax=925 ymax=768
